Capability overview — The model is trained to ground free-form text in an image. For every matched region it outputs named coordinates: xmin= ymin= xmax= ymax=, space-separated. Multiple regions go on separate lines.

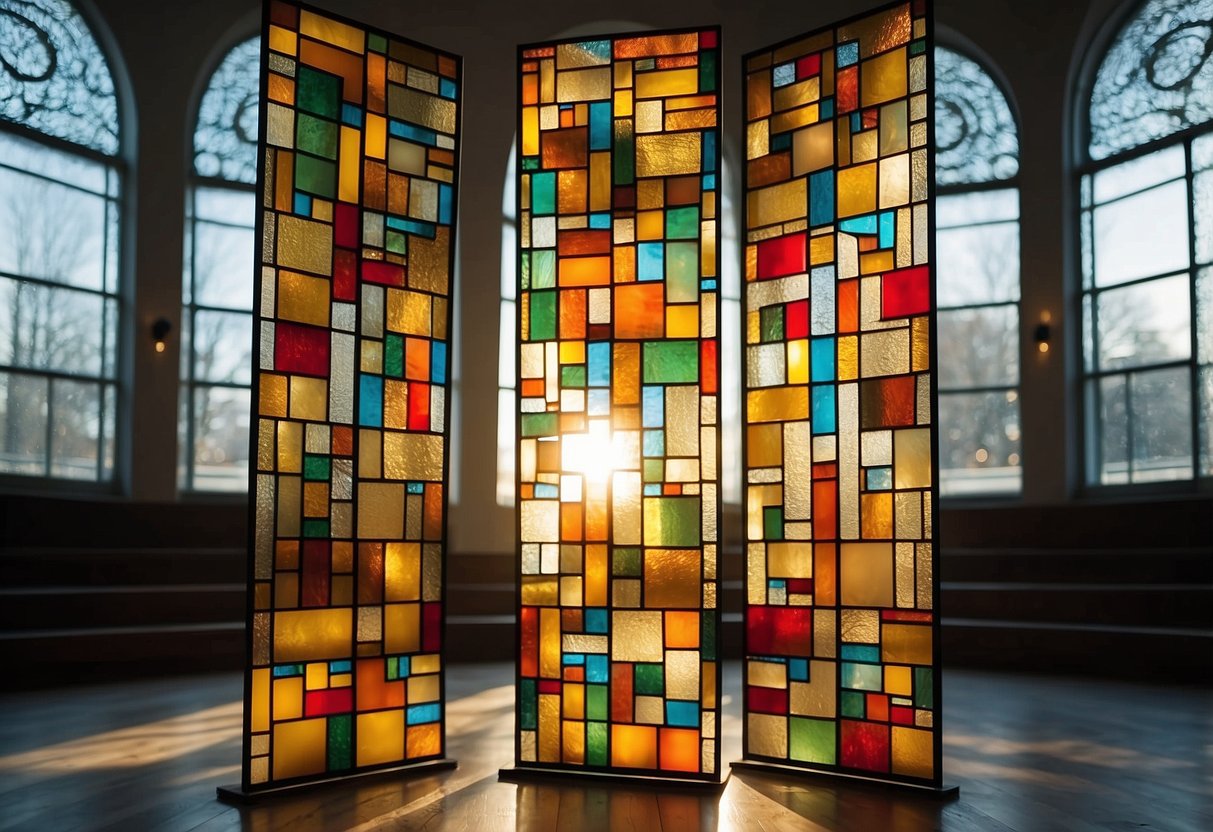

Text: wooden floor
xmin=0 ymin=664 xmax=1209 ymax=831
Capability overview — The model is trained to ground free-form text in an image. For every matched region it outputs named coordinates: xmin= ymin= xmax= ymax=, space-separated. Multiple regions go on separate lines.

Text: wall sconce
xmin=1033 ymin=310 xmax=1052 ymax=354
xmin=151 ymin=317 xmax=172 ymax=353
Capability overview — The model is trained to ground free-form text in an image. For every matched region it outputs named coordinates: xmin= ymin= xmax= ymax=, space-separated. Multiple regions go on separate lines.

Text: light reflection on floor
xmin=0 ymin=663 xmax=1208 ymax=832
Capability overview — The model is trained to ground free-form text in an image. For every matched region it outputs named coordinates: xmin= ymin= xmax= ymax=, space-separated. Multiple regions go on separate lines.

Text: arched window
xmin=934 ymin=45 xmax=1022 ymax=496
xmin=0 ymin=0 xmax=122 ymax=482
xmin=181 ymin=36 xmax=258 ymax=492
xmin=1081 ymin=0 xmax=1212 ymax=485
xmin=495 ymin=144 xmax=742 ymax=507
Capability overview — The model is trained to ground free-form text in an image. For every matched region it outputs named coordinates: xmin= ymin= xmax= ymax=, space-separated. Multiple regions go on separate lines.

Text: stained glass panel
xmin=241 ymin=0 xmax=460 ymax=792
xmin=514 ymin=28 xmax=722 ymax=782
xmin=741 ymin=0 xmax=942 ymax=787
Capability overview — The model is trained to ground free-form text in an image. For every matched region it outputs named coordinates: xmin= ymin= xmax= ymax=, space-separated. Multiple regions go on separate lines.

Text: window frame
xmin=179 ymin=34 xmax=259 ymax=495
xmin=0 ymin=0 xmax=126 ymax=493
xmin=1074 ymin=0 xmax=1212 ymax=494
xmin=932 ymin=43 xmax=1025 ymax=502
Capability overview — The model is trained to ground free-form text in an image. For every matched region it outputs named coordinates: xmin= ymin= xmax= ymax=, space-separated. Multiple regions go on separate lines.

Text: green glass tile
xmin=701 ymin=612 xmax=716 ymax=660
xmin=302 ymin=519 xmax=330 ymax=538
xmin=914 ymin=667 xmax=934 ymax=709
xmin=642 ymin=341 xmax=698 ymax=383
xmin=789 ymin=717 xmax=835 ymax=765
xmin=531 ymin=250 xmax=556 ymax=288
xmin=910 ymin=39 xmax=926 ymax=55
xmin=643 ymin=458 xmax=664 ymax=482
xmin=386 ymin=230 xmax=406 ymax=255
xmin=699 ymin=50 xmax=717 ymax=92
xmin=520 ymin=250 xmax=531 ymax=290
xmin=613 ymin=547 xmax=641 ymax=576
xmin=385 ymin=335 xmax=404 ymax=377
xmin=295 ymin=154 xmax=337 ymax=199
xmin=665 ymin=206 xmax=699 ymax=240
xmin=634 ymin=663 xmax=664 ymax=695
xmin=587 ymin=721 xmax=608 ymax=766
xmin=613 ymin=121 xmax=634 ymax=185
xmin=521 ymin=412 xmax=558 ymax=437
xmin=303 ymin=455 xmax=331 ymax=481
xmin=386 ymin=656 xmax=399 ymax=681
xmin=587 ymin=684 xmax=608 ymax=721
xmin=297 ymin=67 xmax=340 ymax=119
xmin=561 ymin=365 xmax=586 ymax=388
xmin=764 ymin=507 xmax=784 ymax=540
xmin=665 ymin=242 xmax=699 ymax=302
xmin=520 ymin=679 xmax=537 ymax=730
xmin=531 ymin=172 xmax=555 ymax=215
xmin=760 ymin=306 xmax=784 ymax=342
xmin=529 ymin=290 xmax=556 ymax=340
xmin=522 ymin=156 xmax=540 ymax=171
xmin=840 ymin=690 xmax=865 ymax=718
xmin=296 ymin=113 xmax=338 ymax=159
xmin=646 ymin=496 xmax=701 ymax=546
xmin=368 ymin=33 xmax=387 ymax=53
xmin=327 ymin=715 xmax=352 ymax=771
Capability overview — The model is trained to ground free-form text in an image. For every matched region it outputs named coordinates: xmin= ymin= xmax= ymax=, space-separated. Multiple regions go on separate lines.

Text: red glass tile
xmin=796 ymin=53 xmax=821 ymax=78
xmin=747 ymin=685 xmax=789 ymax=715
xmin=408 ymin=382 xmax=430 ymax=430
xmin=423 ymin=602 xmax=442 ymax=651
xmin=334 ymin=202 xmax=358 ymax=248
xmin=302 ymin=540 xmax=330 ymax=607
xmin=334 ymin=249 xmax=357 ymax=301
xmin=859 ymin=375 xmax=916 ymax=428
xmin=747 ymin=606 xmax=813 ymax=656
xmin=866 ymin=693 xmax=889 ymax=722
xmin=611 ymin=662 xmax=634 ymax=722
xmin=786 ymin=578 xmax=813 ymax=594
xmin=837 ymin=66 xmax=858 ymax=113
xmin=757 ymin=232 xmax=806 ymax=279
xmin=891 ymin=706 xmax=915 ymax=725
xmin=304 ymin=687 xmax=353 ymax=717
xmin=786 ymin=299 xmax=809 ymax=339
xmin=362 ymin=259 xmax=404 ymax=287
xmin=538 ymin=679 xmax=561 ymax=694
xmin=700 ymin=30 xmax=717 ymax=48
xmin=881 ymin=265 xmax=930 ymax=318
xmin=274 ymin=321 xmax=330 ymax=377
xmin=840 ymin=720 xmax=890 ymax=772
xmin=520 ymin=607 xmax=538 ymax=677
xmin=701 ymin=340 xmax=718 ymax=394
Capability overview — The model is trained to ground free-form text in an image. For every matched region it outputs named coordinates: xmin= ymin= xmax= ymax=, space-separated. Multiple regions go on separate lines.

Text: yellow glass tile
xmin=408 ymin=673 xmax=440 ymax=703
xmin=860 ymin=47 xmax=908 ymax=108
xmin=793 ymin=121 xmax=833 ymax=176
xmin=277 ymin=216 xmax=332 ymax=276
xmin=839 ymin=543 xmax=894 ymax=607
xmin=666 ymin=305 xmax=698 ymax=338
xmin=892 ymin=726 xmax=934 ymax=780
xmin=299 ymin=9 xmax=365 ymax=53
xmin=636 ymin=209 xmax=664 ymax=240
xmin=635 ymin=68 xmax=698 ymax=99
xmin=563 ymin=721 xmax=585 ymax=765
xmin=385 ymin=542 xmax=420 ymax=601
xmin=273 ymin=676 xmax=302 ymax=720
xmin=635 ymin=133 xmax=701 ymax=177
xmin=384 ymin=602 xmax=420 ymax=654
xmin=268 ymin=25 xmax=297 ymax=56
xmin=773 ymin=76 xmax=820 ymax=112
xmin=861 ymin=492 xmax=893 ymax=539
xmin=860 ymin=250 xmax=895 ymax=274
xmin=839 ymin=3 xmax=911 ymax=58
xmin=251 ymin=668 xmax=270 ymax=732
xmin=747 ymin=178 xmax=806 ymax=228
xmin=357 ymin=482 xmax=405 ymax=539
xmin=590 ymin=152 xmax=611 ymax=211
xmin=273 ymin=608 xmax=352 ymax=662
xmin=288 ymin=375 xmax=327 ymax=421
xmin=614 ymin=60 xmax=633 ymax=88
xmin=770 ymin=103 xmax=819 ymax=134
xmin=838 ymin=335 xmax=858 ymax=380
xmin=557 ymin=67 xmax=611 ymax=102
xmin=885 ymin=664 xmax=912 ymax=696
xmin=643 ymin=549 xmax=701 ymax=608
xmin=747 ymin=713 xmax=787 ymax=759
xmin=356 ymin=710 xmax=404 ymax=767
xmin=273 ymin=718 xmax=327 ymax=781
xmin=747 ymin=387 xmax=809 ymax=422
xmin=852 ymin=129 xmax=878 ymax=164
xmin=879 ymin=153 xmax=910 ymax=208
xmin=611 ymin=610 xmax=663 ymax=661
xmin=259 ymin=373 xmax=287 ymax=418
xmin=278 ymin=271 xmax=330 ymax=328
xmin=611 ymin=724 xmax=657 ymax=769
xmin=540 ymin=607 xmax=561 ymax=677
xmin=746 ymin=119 xmax=769 ymax=160
xmin=768 ymin=542 xmax=811 ymax=578
xmin=894 ymin=428 xmax=931 ymax=488
xmin=787 ymin=339 xmax=809 ymax=384
xmin=838 ymin=163 xmax=877 ymax=218
xmin=522 ymin=106 xmax=539 ymax=156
